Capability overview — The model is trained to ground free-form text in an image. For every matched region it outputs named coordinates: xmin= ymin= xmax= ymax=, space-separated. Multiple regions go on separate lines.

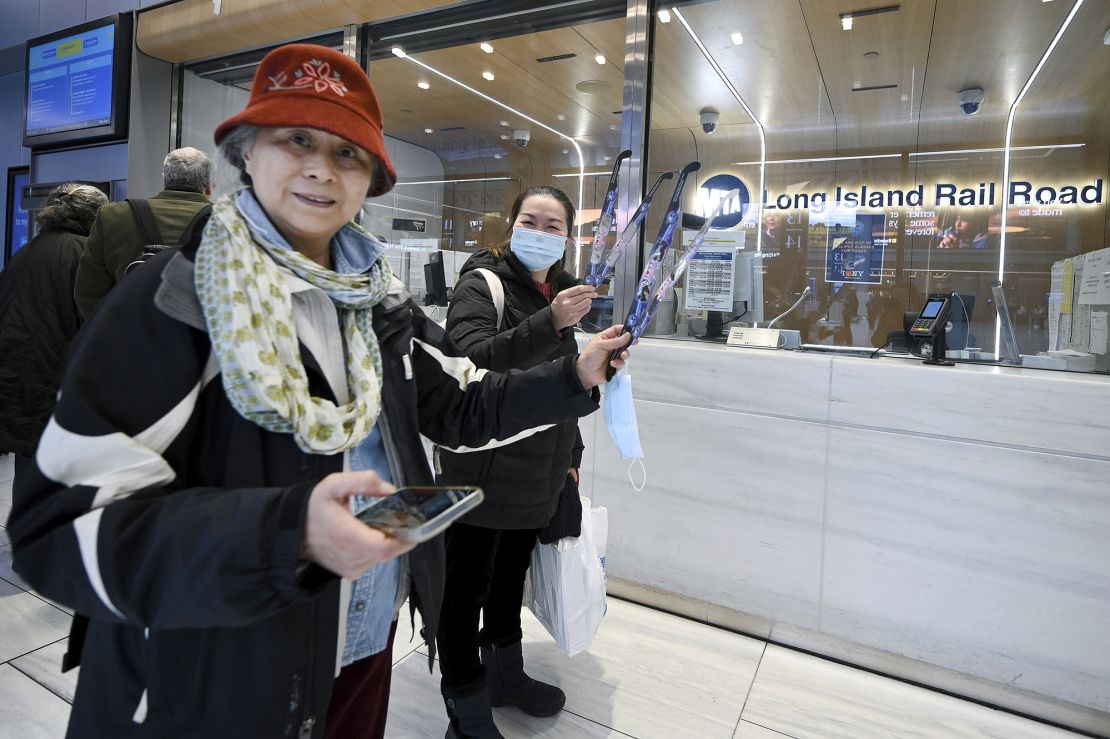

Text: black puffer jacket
xmin=8 ymin=224 xmax=600 ymax=738
xmin=437 ymin=249 xmax=583 ymax=529
xmin=0 ymin=220 xmax=88 ymax=457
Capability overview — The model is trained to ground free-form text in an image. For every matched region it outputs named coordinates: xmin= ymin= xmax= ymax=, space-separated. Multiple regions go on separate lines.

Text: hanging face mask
xmin=510 ymin=227 xmax=567 ymax=272
xmin=604 ymin=369 xmax=646 ymax=491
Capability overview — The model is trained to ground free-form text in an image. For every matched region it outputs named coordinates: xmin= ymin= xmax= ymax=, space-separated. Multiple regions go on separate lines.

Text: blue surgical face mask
xmin=604 ymin=370 xmax=646 ymax=491
xmin=510 ymin=227 xmax=567 ymax=272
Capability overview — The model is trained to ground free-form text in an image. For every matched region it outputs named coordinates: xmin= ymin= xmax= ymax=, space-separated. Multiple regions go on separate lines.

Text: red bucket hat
xmin=214 ymin=44 xmax=397 ymax=198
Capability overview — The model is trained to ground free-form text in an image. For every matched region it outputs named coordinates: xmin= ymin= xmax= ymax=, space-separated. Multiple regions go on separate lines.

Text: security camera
xmin=958 ymin=87 xmax=984 ymax=117
xmin=513 ymin=129 xmax=530 ymax=148
xmin=699 ymin=108 xmax=719 ymax=134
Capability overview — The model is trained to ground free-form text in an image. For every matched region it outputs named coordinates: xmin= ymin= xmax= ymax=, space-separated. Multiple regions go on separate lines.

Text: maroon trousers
xmin=324 ymin=620 xmax=398 ymax=739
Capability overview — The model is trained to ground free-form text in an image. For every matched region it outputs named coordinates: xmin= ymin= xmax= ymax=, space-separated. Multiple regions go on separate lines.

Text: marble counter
xmin=578 ymin=337 xmax=1110 ymax=735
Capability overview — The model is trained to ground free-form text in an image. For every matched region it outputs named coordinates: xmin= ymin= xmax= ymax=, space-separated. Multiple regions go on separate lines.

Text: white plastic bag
xmin=527 ymin=497 xmax=608 ymax=656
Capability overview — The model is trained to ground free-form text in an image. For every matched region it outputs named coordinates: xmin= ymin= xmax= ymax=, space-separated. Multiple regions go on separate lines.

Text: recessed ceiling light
xmin=556 ymin=114 xmax=567 ymax=121
xmin=500 ymin=120 xmax=510 ymax=126
xmin=658 ymin=9 xmax=672 ymax=23
xmin=731 ymin=32 xmax=743 ymax=45
xmin=602 ymin=156 xmax=611 ymax=161
xmin=480 ymin=42 xmax=494 ymax=53
xmin=391 ymin=46 xmax=406 ymax=58
xmin=482 ymin=71 xmax=495 ymax=81
xmin=609 ymin=124 xmax=619 ymax=131
xmin=424 ymin=128 xmax=433 ymax=133
xmin=417 ymin=81 xmax=430 ymax=89
xmin=500 ymin=134 xmax=509 ymax=140
xmin=841 ymin=15 xmax=853 ymax=30
xmin=595 ymin=54 xmax=606 ymax=65
xmin=562 ymin=149 xmax=569 ymax=154
xmin=493 ymin=154 xmax=503 ymax=159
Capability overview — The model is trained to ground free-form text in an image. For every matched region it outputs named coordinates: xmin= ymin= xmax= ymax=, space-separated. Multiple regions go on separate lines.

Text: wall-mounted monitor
xmin=4 ymin=167 xmax=30 ymax=266
xmin=22 ymin=14 xmax=133 ymax=151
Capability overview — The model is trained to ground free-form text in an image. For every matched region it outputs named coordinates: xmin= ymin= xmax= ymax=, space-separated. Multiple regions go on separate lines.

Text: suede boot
xmin=442 ymin=669 xmax=505 ymax=739
xmin=481 ymin=639 xmax=566 ymax=717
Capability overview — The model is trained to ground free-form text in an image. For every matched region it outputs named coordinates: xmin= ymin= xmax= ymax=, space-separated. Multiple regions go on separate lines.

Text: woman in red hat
xmin=8 ymin=43 xmax=629 ymax=739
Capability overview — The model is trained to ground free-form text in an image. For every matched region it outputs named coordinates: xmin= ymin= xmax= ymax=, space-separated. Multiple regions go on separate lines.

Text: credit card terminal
xmin=908 ymin=294 xmax=953 ymax=339
xmin=909 ymin=293 xmax=955 ymax=366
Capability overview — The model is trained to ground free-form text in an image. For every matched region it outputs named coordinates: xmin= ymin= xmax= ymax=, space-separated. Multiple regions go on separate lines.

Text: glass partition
xmin=641 ymin=0 xmax=1106 ymax=370
xmin=366 ymin=13 xmax=627 ymax=307
xmin=173 ymin=0 xmax=1107 ymax=372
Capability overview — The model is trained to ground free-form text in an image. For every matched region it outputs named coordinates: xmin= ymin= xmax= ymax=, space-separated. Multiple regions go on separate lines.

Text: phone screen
xmin=356 ymin=487 xmax=482 ymax=541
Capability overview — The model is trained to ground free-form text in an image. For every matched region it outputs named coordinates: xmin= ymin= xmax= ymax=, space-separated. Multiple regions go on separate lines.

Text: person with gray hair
xmin=162 ymin=146 xmax=216 ymax=194
xmin=0 ymin=183 xmax=108 ymax=488
xmin=74 ymin=147 xmax=214 ymax=317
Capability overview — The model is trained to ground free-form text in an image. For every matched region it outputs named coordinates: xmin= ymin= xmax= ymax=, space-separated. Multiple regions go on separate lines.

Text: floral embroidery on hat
xmin=267 ymin=59 xmax=348 ymax=97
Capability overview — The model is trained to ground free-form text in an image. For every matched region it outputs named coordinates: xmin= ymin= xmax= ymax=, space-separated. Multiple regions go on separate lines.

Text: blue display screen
xmin=9 ymin=172 xmax=30 ymax=257
xmin=26 ymin=24 xmax=115 ymax=137
xmin=920 ymin=299 xmax=944 ymax=319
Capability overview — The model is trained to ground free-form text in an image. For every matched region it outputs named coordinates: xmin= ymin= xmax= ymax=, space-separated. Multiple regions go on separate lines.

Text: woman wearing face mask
xmin=436 ymin=185 xmax=596 ymax=738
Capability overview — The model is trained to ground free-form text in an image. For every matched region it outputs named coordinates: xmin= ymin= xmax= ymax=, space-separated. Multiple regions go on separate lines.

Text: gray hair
xmin=35 ymin=183 xmax=109 ymax=234
xmin=216 ymin=125 xmax=259 ymax=190
xmin=162 ymin=147 xmax=214 ymax=193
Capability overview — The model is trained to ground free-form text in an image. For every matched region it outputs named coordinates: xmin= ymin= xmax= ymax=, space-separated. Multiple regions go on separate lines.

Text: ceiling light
xmin=391 ymin=46 xmax=406 ymax=58
xmin=480 ymin=42 xmax=494 ymax=53
xmin=482 ymin=71 xmax=495 ymax=81
xmin=424 ymin=128 xmax=433 ymax=134
xmin=499 ymin=120 xmax=509 ymax=126
xmin=658 ymin=9 xmax=672 ymax=23
xmin=562 ymin=149 xmax=569 ymax=154
xmin=493 ymin=154 xmax=503 ymax=159
xmin=731 ymin=32 xmax=743 ymax=45
xmin=417 ymin=81 xmax=430 ymax=89
xmin=609 ymin=124 xmax=619 ymax=130
xmin=500 ymin=134 xmax=509 ymax=140
xmin=595 ymin=54 xmax=606 ymax=65
xmin=602 ymin=156 xmax=611 ymax=161
xmin=839 ymin=5 xmax=900 ymax=29
xmin=556 ymin=114 xmax=566 ymax=121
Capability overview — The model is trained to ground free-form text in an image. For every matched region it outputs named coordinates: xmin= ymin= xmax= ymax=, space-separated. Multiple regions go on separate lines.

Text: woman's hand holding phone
xmin=302 ymin=471 xmax=417 ymax=580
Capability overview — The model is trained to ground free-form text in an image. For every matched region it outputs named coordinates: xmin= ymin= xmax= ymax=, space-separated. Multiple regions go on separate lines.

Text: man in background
xmin=74 ymin=147 xmax=213 ymax=317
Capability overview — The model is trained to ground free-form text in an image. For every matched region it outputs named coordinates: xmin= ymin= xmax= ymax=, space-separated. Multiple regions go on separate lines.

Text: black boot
xmin=481 ymin=639 xmax=566 ymax=717
xmin=442 ymin=669 xmax=505 ymax=739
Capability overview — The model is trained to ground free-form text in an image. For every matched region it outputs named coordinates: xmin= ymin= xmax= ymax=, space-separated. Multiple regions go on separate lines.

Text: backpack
xmin=122 ymin=198 xmax=211 ymax=276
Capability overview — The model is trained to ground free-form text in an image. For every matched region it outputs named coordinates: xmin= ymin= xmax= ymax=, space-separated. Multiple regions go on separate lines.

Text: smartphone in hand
xmin=355 ymin=486 xmax=484 ymax=543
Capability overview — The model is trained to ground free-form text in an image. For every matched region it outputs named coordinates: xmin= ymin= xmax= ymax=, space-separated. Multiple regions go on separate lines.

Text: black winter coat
xmin=0 ymin=220 xmax=87 ymax=457
xmin=7 ymin=224 xmax=600 ymax=738
xmin=437 ymin=249 xmax=583 ymax=529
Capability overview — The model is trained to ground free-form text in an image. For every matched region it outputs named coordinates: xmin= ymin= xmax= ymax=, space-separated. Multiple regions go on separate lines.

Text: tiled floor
xmin=0 ymin=453 xmax=1080 ymax=738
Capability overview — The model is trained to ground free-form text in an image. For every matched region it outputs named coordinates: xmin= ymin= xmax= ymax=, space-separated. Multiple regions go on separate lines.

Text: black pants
xmin=437 ymin=523 xmax=539 ymax=688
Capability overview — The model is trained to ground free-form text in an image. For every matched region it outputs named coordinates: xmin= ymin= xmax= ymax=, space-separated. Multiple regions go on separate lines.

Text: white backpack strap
xmin=474 ymin=268 xmax=505 ymax=330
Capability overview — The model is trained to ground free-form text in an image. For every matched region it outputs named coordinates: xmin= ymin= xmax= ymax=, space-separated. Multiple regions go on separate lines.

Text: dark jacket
xmin=7 ymin=222 xmax=599 ymax=738
xmin=436 ymin=249 xmax=584 ymax=529
xmin=0 ymin=220 xmax=88 ymax=457
xmin=74 ymin=188 xmax=210 ymax=319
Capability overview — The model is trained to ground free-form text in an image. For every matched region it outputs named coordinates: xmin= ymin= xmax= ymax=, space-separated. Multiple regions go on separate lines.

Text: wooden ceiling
xmin=137 ymin=0 xmax=449 ymax=62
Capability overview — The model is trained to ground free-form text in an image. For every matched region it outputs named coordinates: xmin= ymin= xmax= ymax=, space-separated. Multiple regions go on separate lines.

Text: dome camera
xmin=699 ymin=108 xmax=719 ymax=134
xmin=513 ymin=129 xmax=530 ymax=148
xmin=958 ymin=87 xmax=984 ymax=117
